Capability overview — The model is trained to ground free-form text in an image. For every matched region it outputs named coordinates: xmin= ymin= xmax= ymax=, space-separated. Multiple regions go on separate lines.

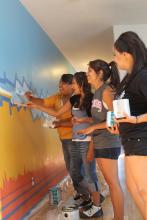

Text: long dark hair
xmin=73 ymin=71 xmax=92 ymax=112
xmin=89 ymin=59 xmax=120 ymax=90
xmin=114 ymin=31 xmax=147 ymax=96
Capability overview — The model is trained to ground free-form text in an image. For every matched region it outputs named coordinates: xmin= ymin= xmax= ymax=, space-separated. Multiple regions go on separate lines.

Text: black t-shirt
xmin=118 ymin=67 xmax=147 ymax=141
xmin=70 ymin=93 xmax=93 ymax=117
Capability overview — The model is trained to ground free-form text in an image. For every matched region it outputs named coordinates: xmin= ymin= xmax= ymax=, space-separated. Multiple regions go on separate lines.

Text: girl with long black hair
xmin=112 ymin=31 xmax=147 ymax=219
xmin=78 ymin=60 xmax=124 ymax=220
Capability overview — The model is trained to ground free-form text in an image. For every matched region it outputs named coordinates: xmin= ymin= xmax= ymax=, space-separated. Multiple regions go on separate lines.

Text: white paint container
xmin=60 ymin=207 xmax=80 ymax=220
xmin=113 ymin=99 xmax=131 ymax=119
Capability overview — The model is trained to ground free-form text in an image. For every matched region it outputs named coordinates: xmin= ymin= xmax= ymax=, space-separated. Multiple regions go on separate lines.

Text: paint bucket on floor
xmin=60 ymin=206 xmax=80 ymax=220
xmin=49 ymin=186 xmax=62 ymax=205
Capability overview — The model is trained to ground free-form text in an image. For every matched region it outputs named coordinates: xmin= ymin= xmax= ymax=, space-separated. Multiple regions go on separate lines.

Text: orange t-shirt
xmin=43 ymin=93 xmax=72 ymax=140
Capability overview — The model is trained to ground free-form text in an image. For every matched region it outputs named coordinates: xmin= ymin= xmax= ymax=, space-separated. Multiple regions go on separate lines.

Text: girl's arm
xmin=115 ymin=113 xmax=147 ymax=124
xmin=78 ymin=87 xmax=114 ymax=135
xmin=53 ymin=118 xmax=72 ymax=128
xmin=72 ymin=117 xmax=93 ymax=124
xmin=27 ymin=101 xmax=71 ymax=117
xmin=102 ymin=86 xmax=114 ymax=111
xmin=25 ymin=92 xmax=44 ymax=105
xmin=91 ymin=87 xmax=114 ymax=130
xmin=77 ymin=123 xmax=106 ymax=135
xmin=136 ymin=114 xmax=147 ymax=123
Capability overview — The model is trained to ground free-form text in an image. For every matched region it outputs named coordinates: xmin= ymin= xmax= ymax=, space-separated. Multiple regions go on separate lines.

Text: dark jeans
xmin=61 ymin=139 xmax=99 ymax=198
xmin=70 ymin=141 xmax=99 ymax=197
xmin=61 ymin=139 xmax=79 ymax=190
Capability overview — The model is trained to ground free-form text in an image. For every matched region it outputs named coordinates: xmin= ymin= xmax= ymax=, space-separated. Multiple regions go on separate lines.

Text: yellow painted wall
xmin=0 ymin=98 xmax=63 ymax=188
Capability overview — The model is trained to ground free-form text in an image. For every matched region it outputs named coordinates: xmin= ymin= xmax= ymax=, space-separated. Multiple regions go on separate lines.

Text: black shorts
xmin=123 ymin=138 xmax=147 ymax=156
xmin=94 ymin=147 xmax=121 ymax=160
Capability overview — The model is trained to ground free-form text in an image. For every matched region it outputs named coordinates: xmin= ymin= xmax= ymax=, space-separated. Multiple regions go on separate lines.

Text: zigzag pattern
xmin=0 ymin=72 xmax=50 ymax=120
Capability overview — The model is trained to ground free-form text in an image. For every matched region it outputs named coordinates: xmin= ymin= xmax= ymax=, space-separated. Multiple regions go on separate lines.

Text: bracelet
xmin=136 ymin=116 xmax=138 ymax=124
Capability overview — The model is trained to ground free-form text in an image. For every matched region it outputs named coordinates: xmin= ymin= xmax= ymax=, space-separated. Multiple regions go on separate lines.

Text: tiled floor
xmin=29 ymin=155 xmax=142 ymax=220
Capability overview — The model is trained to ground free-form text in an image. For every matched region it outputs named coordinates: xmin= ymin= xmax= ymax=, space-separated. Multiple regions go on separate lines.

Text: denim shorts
xmin=94 ymin=147 xmax=121 ymax=160
xmin=123 ymin=138 xmax=147 ymax=156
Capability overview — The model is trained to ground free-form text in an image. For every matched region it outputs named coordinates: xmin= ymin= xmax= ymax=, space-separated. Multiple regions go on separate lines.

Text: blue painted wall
xmin=0 ymin=0 xmax=75 ymax=95
xmin=0 ymin=0 xmax=75 ymax=218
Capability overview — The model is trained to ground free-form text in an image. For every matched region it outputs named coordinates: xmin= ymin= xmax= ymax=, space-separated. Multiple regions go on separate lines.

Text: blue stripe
xmin=2 ymin=173 xmax=51 ymax=211
xmin=0 ymin=96 xmax=11 ymax=103
xmin=1 ymin=180 xmax=32 ymax=201
xmin=2 ymin=172 xmax=51 ymax=201
xmin=0 ymin=96 xmax=12 ymax=114
xmin=2 ymin=170 xmax=65 ymax=220
xmin=22 ymin=194 xmax=48 ymax=220
xmin=0 ymin=73 xmax=15 ymax=88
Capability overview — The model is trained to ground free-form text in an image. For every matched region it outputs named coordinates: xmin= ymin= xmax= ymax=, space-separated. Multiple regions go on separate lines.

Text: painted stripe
xmin=2 ymin=174 xmax=49 ymax=211
xmin=2 ymin=171 xmax=53 ymax=203
xmin=2 ymin=170 xmax=65 ymax=220
xmin=0 ymin=96 xmax=11 ymax=103
xmin=1 ymin=180 xmax=33 ymax=201
xmin=0 ymin=87 xmax=12 ymax=97
xmin=2 ymin=170 xmax=64 ymax=216
xmin=1 ymin=167 xmax=58 ymax=201
xmin=0 ymin=76 xmax=15 ymax=87
xmin=22 ymin=174 xmax=68 ymax=220
xmin=22 ymin=194 xmax=48 ymax=220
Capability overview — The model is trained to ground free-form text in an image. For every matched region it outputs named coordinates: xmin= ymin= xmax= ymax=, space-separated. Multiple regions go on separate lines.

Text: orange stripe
xmin=2 ymin=169 xmax=67 ymax=219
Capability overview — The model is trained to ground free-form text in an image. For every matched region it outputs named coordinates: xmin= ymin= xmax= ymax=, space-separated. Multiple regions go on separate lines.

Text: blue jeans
xmin=61 ymin=139 xmax=79 ymax=191
xmin=70 ymin=141 xmax=99 ymax=197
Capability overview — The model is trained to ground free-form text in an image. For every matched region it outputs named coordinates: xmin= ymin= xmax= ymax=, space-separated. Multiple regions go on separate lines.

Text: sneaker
xmin=80 ymin=205 xmax=103 ymax=218
xmin=73 ymin=193 xmax=82 ymax=200
xmin=78 ymin=198 xmax=93 ymax=208
xmin=100 ymin=193 xmax=105 ymax=204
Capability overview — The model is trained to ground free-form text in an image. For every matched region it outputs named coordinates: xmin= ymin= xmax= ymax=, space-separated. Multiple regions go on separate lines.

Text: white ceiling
xmin=20 ymin=0 xmax=147 ymax=70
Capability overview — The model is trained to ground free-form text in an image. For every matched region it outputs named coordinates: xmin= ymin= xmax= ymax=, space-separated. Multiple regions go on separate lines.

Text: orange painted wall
xmin=0 ymin=96 xmax=67 ymax=219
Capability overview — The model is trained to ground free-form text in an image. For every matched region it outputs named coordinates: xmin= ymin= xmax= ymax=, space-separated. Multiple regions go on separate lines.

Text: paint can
xmin=60 ymin=206 xmax=80 ymax=220
xmin=49 ymin=186 xmax=62 ymax=205
xmin=106 ymin=111 xmax=115 ymax=127
xmin=113 ymin=99 xmax=130 ymax=119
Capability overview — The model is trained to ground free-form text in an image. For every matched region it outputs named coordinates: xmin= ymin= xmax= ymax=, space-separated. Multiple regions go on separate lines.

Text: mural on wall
xmin=0 ymin=0 xmax=75 ymax=219
xmin=0 ymin=0 xmax=75 ymax=184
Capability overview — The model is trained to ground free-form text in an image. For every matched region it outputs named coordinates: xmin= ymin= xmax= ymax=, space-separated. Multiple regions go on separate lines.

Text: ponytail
xmin=109 ymin=61 xmax=120 ymax=91
xmin=89 ymin=59 xmax=120 ymax=91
